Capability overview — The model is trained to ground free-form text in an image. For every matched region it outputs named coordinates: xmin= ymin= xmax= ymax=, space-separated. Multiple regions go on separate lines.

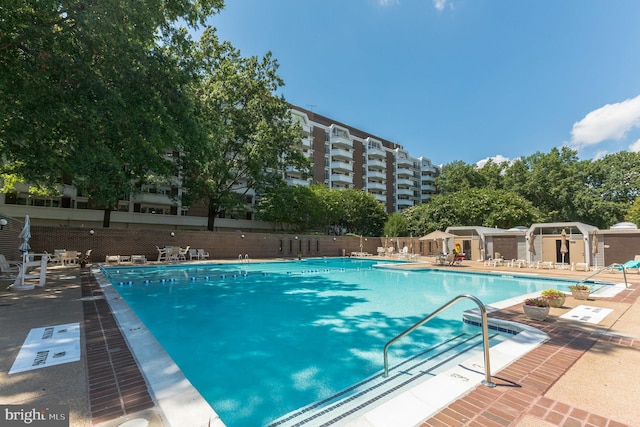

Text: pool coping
xmin=93 ymin=265 xmax=587 ymax=427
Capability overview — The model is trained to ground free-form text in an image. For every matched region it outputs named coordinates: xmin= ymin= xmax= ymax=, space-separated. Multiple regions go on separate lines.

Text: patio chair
xmin=178 ymin=246 xmax=190 ymax=261
xmin=156 ymin=246 xmax=169 ymax=262
xmin=197 ymin=249 xmax=209 ymax=260
xmin=188 ymin=248 xmax=198 ymax=260
xmin=0 ymin=254 xmax=22 ymax=277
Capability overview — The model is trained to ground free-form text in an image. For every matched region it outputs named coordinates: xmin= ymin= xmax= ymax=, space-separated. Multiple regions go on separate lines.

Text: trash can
xmin=341 ymin=249 xmax=346 ymax=256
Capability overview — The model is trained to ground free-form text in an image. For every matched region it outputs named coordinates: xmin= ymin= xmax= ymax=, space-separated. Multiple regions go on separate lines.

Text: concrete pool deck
xmin=1 ymin=258 xmax=639 ymax=426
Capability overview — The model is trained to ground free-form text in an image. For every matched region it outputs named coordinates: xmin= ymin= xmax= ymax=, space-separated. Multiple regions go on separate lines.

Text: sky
xmin=209 ymin=1 xmax=640 ymax=167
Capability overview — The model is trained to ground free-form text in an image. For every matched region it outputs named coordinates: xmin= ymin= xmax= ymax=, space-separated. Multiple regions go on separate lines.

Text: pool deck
xmin=1 ymin=258 xmax=639 ymax=426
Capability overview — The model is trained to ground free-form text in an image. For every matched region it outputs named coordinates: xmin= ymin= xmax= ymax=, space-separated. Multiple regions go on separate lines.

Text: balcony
xmin=367 ymin=145 xmax=386 ymax=158
xmin=331 ymin=173 xmax=353 ymax=185
xmin=131 ymin=192 xmax=175 ymax=205
xmin=367 ymin=159 xmax=386 ymax=169
xmin=396 ymin=166 xmax=413 ymax=177
xmin=330 ymin=135 xmax=352 ymax=149
xmin=396 ymin=188 xmax=414 ymax=197
xmin=397 ymin=178 xmax=415 ymax=187
xmin=396 ymin=157 xmax=413 ymax=168
xmin=331 ymin=148 xmax=353 ymax=161
xmin=300 ymin=137 xmax=312 ymax=149
xmin=367 ymin=181 xmax=386 ymax=191
xmin=367 ymin=170 xmax=386 ymax=180
xmin=286 ymin=177 xmax=311 ymax=187
xmin=331 ymin=160 xmax=353 ymax=173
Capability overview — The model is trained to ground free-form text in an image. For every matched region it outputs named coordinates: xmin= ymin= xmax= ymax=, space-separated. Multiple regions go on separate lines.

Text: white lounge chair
xmin=105 ymin=255 xmax=120 ymax=264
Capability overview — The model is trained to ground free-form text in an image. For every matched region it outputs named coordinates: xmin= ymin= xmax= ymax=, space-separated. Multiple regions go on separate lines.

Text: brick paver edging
xmin=81 ymin=274 xmax=155 ymax=424
xmin=420 ymin=286 xmax=640 ymax=427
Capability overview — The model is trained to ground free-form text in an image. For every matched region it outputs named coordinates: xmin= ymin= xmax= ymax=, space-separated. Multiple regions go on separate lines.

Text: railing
xmin=383 ymin=294 xmax=495 ymax=388
xmin=574 ymin=263 xmax=628 ymax=289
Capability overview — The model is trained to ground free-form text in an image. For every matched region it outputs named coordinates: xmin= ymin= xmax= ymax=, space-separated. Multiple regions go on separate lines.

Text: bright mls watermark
xmin=1 ymin=405 xmax=68 ymax=426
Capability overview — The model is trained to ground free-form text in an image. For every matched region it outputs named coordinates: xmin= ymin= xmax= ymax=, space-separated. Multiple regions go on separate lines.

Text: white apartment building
xmin=288 ymin=105 xmax=439 ymax=213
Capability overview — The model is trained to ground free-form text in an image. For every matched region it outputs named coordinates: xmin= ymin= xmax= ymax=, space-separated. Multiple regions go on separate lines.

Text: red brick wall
xmin=25 ymin=226 xmax=383 ymax=263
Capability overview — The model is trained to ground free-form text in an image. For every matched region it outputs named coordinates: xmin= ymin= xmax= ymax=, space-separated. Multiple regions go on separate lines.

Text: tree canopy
xmin=1 ymin=0 xmax=223 ymax=226
xmin=179 ymin=29 xmax=309 ymax=230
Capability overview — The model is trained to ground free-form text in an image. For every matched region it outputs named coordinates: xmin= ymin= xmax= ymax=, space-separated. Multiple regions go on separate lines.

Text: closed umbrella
xmin=560 ymin=229 xmax=568 ymax=265
xmin=592 ymin=230 xmax=599 ymax=269
xmin=528 ymin=231 xmax=536 ymax=263
xmin=17 ymin=215 xmax=31 ymax=288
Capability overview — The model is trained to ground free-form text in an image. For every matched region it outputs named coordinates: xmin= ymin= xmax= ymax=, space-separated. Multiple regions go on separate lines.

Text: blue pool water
xmin=103 ymin=258 xmax=580 ymax=426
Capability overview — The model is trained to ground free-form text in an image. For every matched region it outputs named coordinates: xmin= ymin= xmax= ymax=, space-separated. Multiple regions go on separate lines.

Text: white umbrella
xmin=17 ymin=215 xmax=31 ymax=288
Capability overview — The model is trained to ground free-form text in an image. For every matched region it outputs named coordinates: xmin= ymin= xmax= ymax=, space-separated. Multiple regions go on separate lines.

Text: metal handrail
xmin=574 ymin=263 xmax=628 ymax=289
xmin=382 ymin=294 xmax=495 ymax=387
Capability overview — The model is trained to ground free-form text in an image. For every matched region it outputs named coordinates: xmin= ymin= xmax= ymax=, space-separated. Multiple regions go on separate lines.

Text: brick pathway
xmin=420 ymin=286 xmax=640 ymax=427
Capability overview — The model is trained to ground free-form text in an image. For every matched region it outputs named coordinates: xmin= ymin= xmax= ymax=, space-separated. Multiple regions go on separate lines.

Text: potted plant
xmin=569 ymin=284 xmax=590 ymax=300
xmin=541 ymin=289 xmax=565 ymax=308
xmin=523 ymin=297 xmax=550 ymax=321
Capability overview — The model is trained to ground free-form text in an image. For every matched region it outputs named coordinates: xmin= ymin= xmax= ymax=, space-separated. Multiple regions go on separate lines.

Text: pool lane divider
xmin=113 ymin=266 xmax=372 ymax=286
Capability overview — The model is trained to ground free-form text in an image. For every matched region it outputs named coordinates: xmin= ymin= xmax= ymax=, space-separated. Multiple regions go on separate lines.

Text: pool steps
xmin=266 ymin=331 xmax=504 ymax=427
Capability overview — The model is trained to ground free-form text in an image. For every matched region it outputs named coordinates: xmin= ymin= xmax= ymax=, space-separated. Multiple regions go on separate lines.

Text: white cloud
xmin=433 ymin=0 xmax=449 ymax=11
xmin=570 ymin=95 xmax=640 ymax=149
xmin=377 ymin=0 xmax=399 ymax=5
xmin=630 ymin=139 xmax=640 ymax=152
xmin=476 ymin=155 xmax=511 ymax=168
xmin=592 ymin=150 xmax=609 ymax=160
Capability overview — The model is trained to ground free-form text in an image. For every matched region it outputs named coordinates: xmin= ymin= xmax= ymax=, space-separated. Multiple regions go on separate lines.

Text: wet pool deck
xmin=1 ymin=258 xmax=639 ymax=426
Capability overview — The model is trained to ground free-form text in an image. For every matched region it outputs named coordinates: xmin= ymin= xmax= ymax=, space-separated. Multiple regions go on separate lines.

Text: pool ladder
xmin=383 ymin=294 xmax=495 ymax=387
xmin=572 ymin=263 xmax=628 ymax=289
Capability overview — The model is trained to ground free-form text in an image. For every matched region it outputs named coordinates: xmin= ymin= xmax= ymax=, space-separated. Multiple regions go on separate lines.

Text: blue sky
xmin=210 ymin=1 xmax=640 ymax=166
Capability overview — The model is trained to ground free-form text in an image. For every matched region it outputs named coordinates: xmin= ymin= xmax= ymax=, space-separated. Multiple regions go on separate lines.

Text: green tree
xmin=0 ymin=0 xmax=223 ymax=226
xmin=180 ymin=29 xmax=309 ymax=230
xmin=502 ymin=147 xmax=584 ymax=222
xmin=311 ymin=187 xmax=387 ymax=236
xmin=478 ymin=159 xmax=507 ymax=190
xmin=404 ymin=188 xmax=540 ymax=236
xmin=626 ymin=197 xmax=640 ymax=227
xmin=384 ymin=213 xmax=409 ymax=237
xmin=256 ymin=184 xmax=323 ymax=232
xmin=435 ymin=160 xmax=484 ymax=194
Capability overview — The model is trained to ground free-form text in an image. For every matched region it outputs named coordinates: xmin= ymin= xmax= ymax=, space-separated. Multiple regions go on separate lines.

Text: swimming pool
xmin=102 ymin=258 xmax=593 ymax=426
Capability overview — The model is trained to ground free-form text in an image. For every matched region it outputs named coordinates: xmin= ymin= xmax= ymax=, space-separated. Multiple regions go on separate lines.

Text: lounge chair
xmin=620 ymin=259 xmax=640 ymax=273
xmin=105 ymin=255 xmax=120 ymax=264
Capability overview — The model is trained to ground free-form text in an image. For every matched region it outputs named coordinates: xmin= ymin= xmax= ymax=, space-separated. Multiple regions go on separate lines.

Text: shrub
xmin=568 ymin=284 xmax=590 ymax=291
xmin=541 ymin=289 xmax=564 ymax=299
xmin=524 ymin=297 xmax=550 ymax=307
